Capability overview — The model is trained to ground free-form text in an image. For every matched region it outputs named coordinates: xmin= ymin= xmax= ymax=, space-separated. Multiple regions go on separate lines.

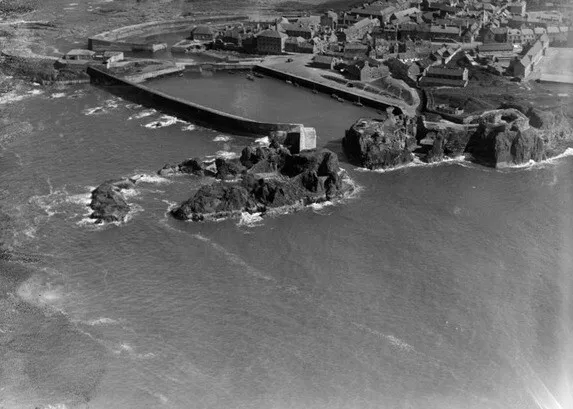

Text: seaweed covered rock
xmin=89 ymin=178 xmax=134 ymax=223
xmin=343 ymin=117 xmax=416 ymax=169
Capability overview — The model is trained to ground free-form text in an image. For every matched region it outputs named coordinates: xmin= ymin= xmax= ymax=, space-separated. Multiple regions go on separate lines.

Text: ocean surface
xmin=0 ymin=76 xmax=572 ymax=409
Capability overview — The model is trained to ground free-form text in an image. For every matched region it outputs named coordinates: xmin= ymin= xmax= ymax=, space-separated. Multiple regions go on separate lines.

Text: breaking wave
xmin=355 ymin=155 xmax=469 ymax=174
xmin=143 ymin=115 xmax=179 ymax=129
xmin=128 ymin=109 xmax=156 ymax=120
xmin=213 ymin=135 xmax=233 ymax=142
xmin=215 ymin=150 xmax=239 ymax=160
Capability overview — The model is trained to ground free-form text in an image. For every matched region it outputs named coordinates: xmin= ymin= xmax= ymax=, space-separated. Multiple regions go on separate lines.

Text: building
xmin=507 ymin=1 xmax=526 ymax=16
xmin=281 ymin=23 xmax=314 ymax=40
xmin=320 ymin=11 xmax=339 ymax=29
xmin=311 ymin=54 xmax=340 ymax=69
xmin=190 ymin=25 xmax=216 ymax=41
xmin=508 ymin=33 xmax=549 ymax=78
xmin=477 ymin=42 xmax=515 ymax=60
xmin=285 ymin=36 xmax=306 ymax=52
xmin=385 ymin=57 xmax=422 ymax=84
xmin=344 ymin=42 xmax=370 ymax=57
xmin=256 ymin=30 xmax=288 ymax=54
xmin=429 ymin=25 xmax=461 ymax=41
xmin=419 ymin=66 xmax=469 ymax=87
xmin=346 ymin=59 xmax=390 ymax=82
xmin=344 ymin=18 xmax=380 ymax=42
xmin=60 ymin=49 xmax=96 ymax=65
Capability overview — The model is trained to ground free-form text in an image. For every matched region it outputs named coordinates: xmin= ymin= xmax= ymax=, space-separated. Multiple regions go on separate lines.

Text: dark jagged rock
xmin=89 ymin=178 xmax=134 ymax=223
xmin=343 ymin=117 xmax=416 ymax=170
xmin=465 ymin=109 xmax=546 ymax=167
xmin=171 ymin=184 xmax=254 ymax=221
xmin=281 ymin=148 xmax=340 ymax=177
xmin=215 ymin=158 xmax=246 ymax=179
xmin=170 ymin=141 xmax=353 ymax=221
xmin=158 ymin=157 xmax=204 ymax=176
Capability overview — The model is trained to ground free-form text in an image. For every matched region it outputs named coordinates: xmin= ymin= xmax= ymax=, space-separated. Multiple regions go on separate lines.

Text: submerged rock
xmin=343 ymin=117 xmax=417 ymax=169
xmin=89 ymin=178 xmax=134 ymax=223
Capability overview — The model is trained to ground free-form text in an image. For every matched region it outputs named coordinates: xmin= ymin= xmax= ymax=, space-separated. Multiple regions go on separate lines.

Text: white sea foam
xmin=355 ymin=155 xmax=468 ymax=173
xmin=182 ymin=124 xmax=197 ymax=131
xmin=104 ymin=98 xmax=120 ymax=109
xmin=50 ymin=92 xmax=67 ymax=99
xmin=499 ymin=148 xmax=573 ymax=171
xmin=237 ymin=211 xmax=264 ymax=227
xmin=0 ymin=91 xmax=28 ymax=105
xmin=144 ymin=115 xmax=179 ymax=129
xmin=86 ymin=317 xmax=118 ymax=326
xmin=131 ymin=173 xmax=171 ymax=185
xmin=128 ymin=109 xmax=156 ymax=120
xmin=114 ymin=343 xmax=155 ymax=359
xmin=27 ymin=89 xmax=43 ymax=96
xmin=215 ymin=150 xmax=239 ymax=160
xmin=213 ymin=135 xmax=232 ymax=142
xmin=558 ymin=93 xmax=569 ymax=97
xmin=309 ymin=201 xmax=334 ymax=212
xmin=125 ymin=103 xmax=143 ymax=109
xmin=255 ymin=136 xmax=270 ymax=146
xmin=83 ymin=106 xmax=106 ymax=116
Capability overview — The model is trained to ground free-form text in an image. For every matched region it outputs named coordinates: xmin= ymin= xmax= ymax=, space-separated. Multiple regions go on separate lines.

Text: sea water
xmin=0 ymin=79 xmax=572 ymax=409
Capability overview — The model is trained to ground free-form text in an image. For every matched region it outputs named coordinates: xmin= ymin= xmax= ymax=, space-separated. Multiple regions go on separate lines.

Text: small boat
xmin=353 ymin=97 xmax=363 ymax=107
xmin=253 ymin=72 xmax=264 ymax=78
xmin=286 ymin=79 xmax=292 ymax=84
xmin=337 ymin=96 xmax=344 ymax=103
xmin=246 ymin=74 xmax=255 ymax=81
xmin=331 ymin=93 xmax=338 ymax=99
xmin=312 ymin=89 xmax=318 ymax=94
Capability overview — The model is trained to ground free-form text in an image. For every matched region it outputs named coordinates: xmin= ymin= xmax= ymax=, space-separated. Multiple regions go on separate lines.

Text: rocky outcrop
xmin=170 ymin=143 xmax=353 ymax=221
xmin=420 ymin=107 xmax=564 ymax=167
xmin=465 ymin=108 xmax=546 ymax=167
xmin=89 ymin=178 xmax=135 ymax=223
xmin=158 ymin=157 xmax=206 ymax=177
xmin=343 ymin=117 xmax=417 ymax=170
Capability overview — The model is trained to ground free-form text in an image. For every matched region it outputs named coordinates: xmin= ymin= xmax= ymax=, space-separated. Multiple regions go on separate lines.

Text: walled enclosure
xmin=88 ymin=16 xmax=248 ymax=52
xmin=87 ymin=66 xmax=307 ymax=138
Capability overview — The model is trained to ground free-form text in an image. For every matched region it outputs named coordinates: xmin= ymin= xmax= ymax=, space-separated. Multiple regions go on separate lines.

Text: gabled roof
xmin=192 ymin=25 xmax=214 ymax=35
xmin=426 ymin=66 xmax=466 ymax=77
xmin=478 ymin=43 xmax=514 ymax=52
xmin=313 ymin=54 xmax=336 ymax=64
xmin=257 ymin=29 xmax=288 ymax=39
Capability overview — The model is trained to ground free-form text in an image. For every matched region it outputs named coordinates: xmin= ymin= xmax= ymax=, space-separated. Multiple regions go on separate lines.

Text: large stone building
xmin=508 ymin=33 xmax=549 ymax=78
xmin=419 ymin=66 xmax=469 ymax=87
xmin=256 ymin=30 xmax=288 ymax=54
xmin=190 ymin=26 xmax=216 ymax=41
xmin=343 ymin=18 xmax=380 ymax=42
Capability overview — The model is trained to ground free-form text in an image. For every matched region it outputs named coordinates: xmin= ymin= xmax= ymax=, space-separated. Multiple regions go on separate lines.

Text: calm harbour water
xmin=0 ymin=78 xmax=572 ymax=409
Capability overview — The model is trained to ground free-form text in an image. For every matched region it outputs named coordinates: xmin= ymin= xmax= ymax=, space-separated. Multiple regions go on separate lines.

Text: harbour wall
xmin=87 ymin=66 xmax=302 ymax=136
xmin=253 ymin=65 xmax=409 ymax=116
xmin=88 ymin=16 xmax=248 ymax=52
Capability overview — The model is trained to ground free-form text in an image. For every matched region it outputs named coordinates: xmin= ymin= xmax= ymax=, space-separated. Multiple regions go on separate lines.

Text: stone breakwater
xmin=87 ymin=66 xmax=303 ymax=137
xmin=88 ymin=140 xmax=355 ymax=224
